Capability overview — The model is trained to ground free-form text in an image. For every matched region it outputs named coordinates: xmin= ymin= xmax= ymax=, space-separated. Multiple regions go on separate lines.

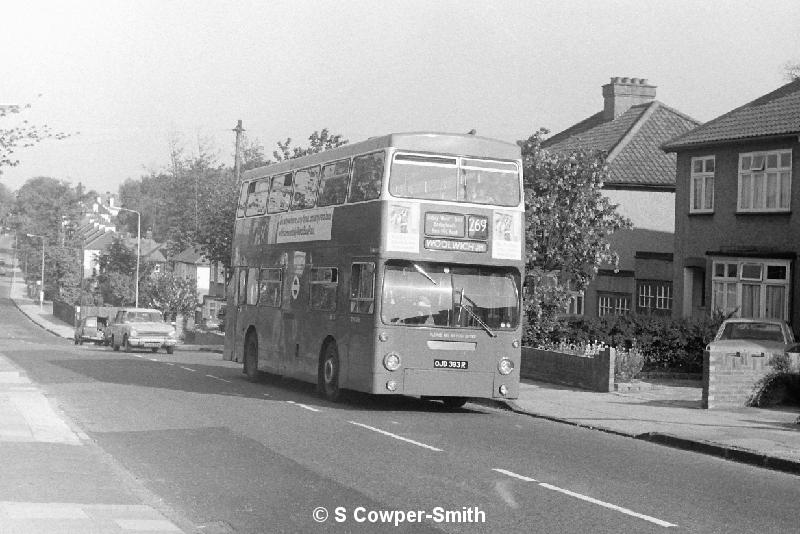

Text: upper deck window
xmin=349 ymin=152 xmax=384 ymax=203
xmin=292 ymin=166 xmax=320 ymax=210
xmin=318 ymin=159 xmax=351 ymax=206
xmin=268 ymin=173 xmax=293 ymax=213
xmin=245 ymin=178 xmax=270 ymax=217
xmin=389 ymin=153 xmax=520 ymax=206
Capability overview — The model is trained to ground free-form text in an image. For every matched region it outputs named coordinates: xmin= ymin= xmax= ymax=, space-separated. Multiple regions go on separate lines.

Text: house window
xmin=310 ymin=267 xmax=338 ymax=311
xmin=711 ymin=258 xmax=790 ymax=320
xmin=564 ymin=291 xmax=584 ymax=316
xmin=598 ymin=293 xmax=630 ymax=317
xmin=738 ymin=150 xmax=791 ymax=212
xmin=258 ymin=268 xmax=283 ymax=307
xmin=636 ymin=280 xmax=672 ymax=316
xmin=690 ymin=156 xmax=715 ymax=213
xmin=350 ymin=262 xmax=376 ymax=314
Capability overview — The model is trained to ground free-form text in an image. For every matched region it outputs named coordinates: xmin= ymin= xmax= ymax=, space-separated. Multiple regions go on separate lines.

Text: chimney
xmin=602 ymin=77 xmax=657 ymax=120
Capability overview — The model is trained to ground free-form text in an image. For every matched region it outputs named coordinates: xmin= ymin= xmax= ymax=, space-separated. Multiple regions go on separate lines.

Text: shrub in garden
xmin=523 ymin=312 xmax=724 ymax=373
xmin=747 ymin=353 xmax=800 ymax=407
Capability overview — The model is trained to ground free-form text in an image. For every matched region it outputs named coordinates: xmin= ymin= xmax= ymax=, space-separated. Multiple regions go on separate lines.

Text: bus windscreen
xmin=390 ymin=154 xmax=520 ymax=206
xmin=381 ymin=262 xmax=519 ymax=329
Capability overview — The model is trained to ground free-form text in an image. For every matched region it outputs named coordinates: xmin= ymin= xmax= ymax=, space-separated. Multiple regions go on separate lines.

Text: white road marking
xmin=180 ymin=366 xmax=195 ymax=372
xmin=263 ymin=393 xmax=271 ymax=397
xmin=493 ymin=468 xmax=677 ymax=528
xmin=492 ymin=468 xmax=538 ymax=482
xmin=348 ymin=421 xmax=442 ymax=452
xmin=286 ymin=400 xmax=320 ymax=412
xmin=205 ymin=374 xmax=232 ymax=383
xmin=149 ymin=358 xmax=159 ymax=362
xmin=163 ymin=363 xmax=175 ymax=366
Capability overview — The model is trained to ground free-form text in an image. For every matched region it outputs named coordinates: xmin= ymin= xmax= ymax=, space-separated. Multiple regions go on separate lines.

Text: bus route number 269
xmin=434 ymin=359 xmax=469 ymax=370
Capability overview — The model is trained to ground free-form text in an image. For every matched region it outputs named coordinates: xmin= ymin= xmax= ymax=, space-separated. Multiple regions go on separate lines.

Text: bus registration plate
xmin=433 ymin=359 xmax=468 ymax=370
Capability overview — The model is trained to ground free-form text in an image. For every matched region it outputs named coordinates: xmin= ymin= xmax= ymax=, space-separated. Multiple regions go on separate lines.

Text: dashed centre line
xmin=493 ymin=468 xmax=677 ymax=528
xmin=205 ymin=374 xmax=232 ymax=383
xmin=180 ymin=367 xmax=195 ymax=372
xmin=286 ymin=400 xmax=320 ymax=412
xmin=348 ymin=421 xmax=442 ymax=452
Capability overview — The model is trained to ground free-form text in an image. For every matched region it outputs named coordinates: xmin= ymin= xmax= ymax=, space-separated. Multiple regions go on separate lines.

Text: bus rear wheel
xmin=442 ymin=397 xmax=468 ymax=409
xmin=243 ymin=333 xmax=259 ymax=381
xmin=319 ymin=343 xmax=342 ymax=402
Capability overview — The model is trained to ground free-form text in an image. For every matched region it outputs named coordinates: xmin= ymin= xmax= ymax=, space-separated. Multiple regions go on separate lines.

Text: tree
xmin=0 ymin=99 xmax=72 ymax=173
xmin=273 ymin=129 xmax=348 ymax=161
xmin=785 ymin=60 xmax=800 ymax=81
xmin=194 ymin=128 xmax=348 ymax=276
xmin=140 ymin=272 xmax=198 ymax=321
xmin=520 ymin=128 xmax=632 ymax=343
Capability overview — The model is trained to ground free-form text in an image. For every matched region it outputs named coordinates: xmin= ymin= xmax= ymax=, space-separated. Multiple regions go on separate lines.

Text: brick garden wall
xmin=521 ymin=347 xmax=616 ymax=392
xmin=703 ymin=349 xmax=800 ymax=409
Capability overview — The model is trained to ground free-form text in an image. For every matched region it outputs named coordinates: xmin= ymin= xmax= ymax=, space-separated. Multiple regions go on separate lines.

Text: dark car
xmin=74 ymin=316 xmax=107 ymax=345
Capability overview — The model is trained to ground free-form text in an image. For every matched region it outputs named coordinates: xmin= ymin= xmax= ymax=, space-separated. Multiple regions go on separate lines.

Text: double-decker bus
xmin=224 ymin=132 xmax=524 ymax=407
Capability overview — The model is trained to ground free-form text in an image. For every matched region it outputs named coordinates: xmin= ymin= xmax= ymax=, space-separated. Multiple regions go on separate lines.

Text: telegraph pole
xmin=233 ymin=120 xmax=245 ymax=183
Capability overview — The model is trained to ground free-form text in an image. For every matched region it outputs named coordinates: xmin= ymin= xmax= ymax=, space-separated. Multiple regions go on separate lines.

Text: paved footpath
xmin=0 ymin=277 xmax=192 ymax=533
xmin=0 ymin=353 xmax=191 ymax=534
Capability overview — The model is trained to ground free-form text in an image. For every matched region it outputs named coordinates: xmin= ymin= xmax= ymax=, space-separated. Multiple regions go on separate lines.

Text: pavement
xmin=5 ymin=277 xmax=800 ymax=500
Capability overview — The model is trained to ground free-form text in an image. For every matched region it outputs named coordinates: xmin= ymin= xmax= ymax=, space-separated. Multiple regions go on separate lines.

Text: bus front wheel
xmin=319 ymin=343 xmax=342 ymax=402
xmin=243 ymin=333 xmax=259 ymax=381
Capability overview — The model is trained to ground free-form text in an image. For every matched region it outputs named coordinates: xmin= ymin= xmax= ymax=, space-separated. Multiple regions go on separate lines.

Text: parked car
xmin=706 ymin=318 xmax=796 ymax=355
xmin=74 ymin=316 xmax=107 ymax=345
xmin=108 ymin=308 xmax=178 ymax=354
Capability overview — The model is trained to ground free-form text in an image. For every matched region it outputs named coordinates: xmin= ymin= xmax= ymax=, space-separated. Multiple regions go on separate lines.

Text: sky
xmin=2 ymin=0 xmax=799 ymax=195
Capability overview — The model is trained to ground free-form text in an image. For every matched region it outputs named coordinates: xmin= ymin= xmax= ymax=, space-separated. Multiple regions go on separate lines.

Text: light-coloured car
xmin=706 ymin=318 xmax=796 ymax=356
xmin=109 ymin=308 xmax=178 ymax=354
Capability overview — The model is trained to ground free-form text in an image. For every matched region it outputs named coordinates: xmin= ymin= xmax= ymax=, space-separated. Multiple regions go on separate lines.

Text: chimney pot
xmin=602 ymin=76 xmax=657 ymax=120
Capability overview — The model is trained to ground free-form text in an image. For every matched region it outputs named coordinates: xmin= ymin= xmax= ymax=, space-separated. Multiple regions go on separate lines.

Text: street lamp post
xmin=114 ymin=207 xmax=141 ymax=307
xmin=26 ymin=233 xmax=45 ymax=310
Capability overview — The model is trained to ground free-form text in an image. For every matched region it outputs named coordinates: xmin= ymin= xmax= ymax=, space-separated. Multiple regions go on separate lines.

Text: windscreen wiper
xmin=413 ymin=263 xmax=438 ymax=285
xmin=459 ymin=290 xmax=496 ymax=338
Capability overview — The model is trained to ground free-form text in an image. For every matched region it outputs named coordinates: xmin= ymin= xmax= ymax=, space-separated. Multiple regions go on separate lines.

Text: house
xmin=663 ymin=78 xmax=800 ymax=332
xmin=172 ymin=245 xmax=226 ymax=325
xmin=542 ymin=77 xmax=701 ymax=317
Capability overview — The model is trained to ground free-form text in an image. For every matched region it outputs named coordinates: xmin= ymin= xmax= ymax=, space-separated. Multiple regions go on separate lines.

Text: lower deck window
xmin=310 ymin=267 xmax=338 ymax=311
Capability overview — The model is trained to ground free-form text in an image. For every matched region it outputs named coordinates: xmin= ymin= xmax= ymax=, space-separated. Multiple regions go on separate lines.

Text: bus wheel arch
xmin=243 ymin=327 xmax=260 ymax=381
xmin=318 ymin=337 xmax=342 ymax=402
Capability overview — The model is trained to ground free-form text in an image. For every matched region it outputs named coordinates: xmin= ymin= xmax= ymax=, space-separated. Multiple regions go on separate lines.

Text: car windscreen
xmin=84 ymin=317 xmax=97 ymax=327
xmin=128 ymin=312 xmax=164 ymax=323
xmin=720 ymin=323 xmax=785 ymax=342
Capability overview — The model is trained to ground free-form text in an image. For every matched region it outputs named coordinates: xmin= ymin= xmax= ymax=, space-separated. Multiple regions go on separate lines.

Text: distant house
xmin=663 ymin=78 xmax=800 ymax=332
xmin=542 ymin=76 xmax=700 ymax=317
xmin=172 ymin=245 xmax=225 ymax=325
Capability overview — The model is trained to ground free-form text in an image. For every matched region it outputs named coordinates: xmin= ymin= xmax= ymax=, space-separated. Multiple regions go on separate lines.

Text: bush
xmin=523 ymin=313 xmax=724 ymax=373
xmin=615 ymin=345 xmax=645 ymax=381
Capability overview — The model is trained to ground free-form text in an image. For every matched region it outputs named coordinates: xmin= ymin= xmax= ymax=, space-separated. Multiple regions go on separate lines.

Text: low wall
xmin=521 ymin=347 xmax=616 ymax=392
xmin=703 ymin=349 xmax=800 ymax=409
xmin=183 ymin=330 xmax=224 ymax=345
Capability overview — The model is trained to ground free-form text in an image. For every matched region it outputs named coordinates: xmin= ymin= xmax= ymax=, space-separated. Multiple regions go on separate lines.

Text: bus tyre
xmin=442 ymin=397 xmax=468 ymax=409
xmin=243 ymin=333 xmax=259 ymax=381
xmin=319 ymin=343 xmax=342 ymax=402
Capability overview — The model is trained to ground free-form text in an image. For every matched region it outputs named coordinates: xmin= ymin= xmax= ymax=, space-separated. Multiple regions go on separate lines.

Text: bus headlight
xmin=383 ymin=352 xmax=401 ymax=371
xmin=499 ymin=384 xmax=508 ymax=396
xmin=386 ymin=380 xmax=398 ymax=392
xmin=512 ymin=339 xmax=520 ymax=348
xmin=497 ymin=357 xmax=514 ymax=375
